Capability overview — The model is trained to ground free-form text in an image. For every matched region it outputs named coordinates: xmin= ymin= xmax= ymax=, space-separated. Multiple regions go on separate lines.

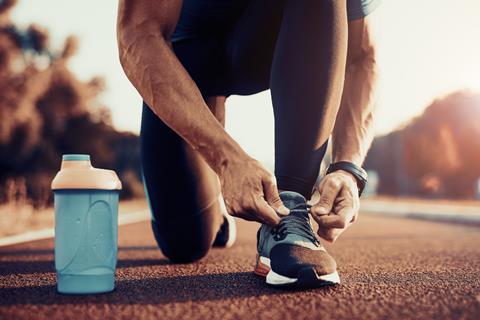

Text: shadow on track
xmin=0 ymin=245 xmax=159 ymax=257
xmin=0 ymin=257 xmax=170 ymax=276
xmin=0 ymin=271 xmax=338 ymax=306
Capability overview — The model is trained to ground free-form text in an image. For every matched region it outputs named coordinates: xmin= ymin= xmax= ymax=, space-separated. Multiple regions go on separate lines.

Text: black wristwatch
xmin=326 ymin=161 xmax=368 ymax=197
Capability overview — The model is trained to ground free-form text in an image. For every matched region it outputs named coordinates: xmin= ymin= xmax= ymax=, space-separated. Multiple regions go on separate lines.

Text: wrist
xmin=326 ymin=161 xmax=368 ymax=197
xmin=334 ymin=169 xmax=358 ymax=187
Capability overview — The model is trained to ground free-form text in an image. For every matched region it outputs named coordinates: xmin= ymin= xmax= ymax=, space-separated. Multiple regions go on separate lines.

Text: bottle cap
xmin=51 ymin=154 xmax=122 ymax=191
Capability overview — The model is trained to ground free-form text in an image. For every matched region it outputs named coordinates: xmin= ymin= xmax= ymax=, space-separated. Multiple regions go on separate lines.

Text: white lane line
xmin=118 ymin=210 xmax=150 ymax=225
xmin=361 ymin=202 xmax=480 ymax=225
xmin=0 ymin=210 xmax=150 ymax=247
xmin=0 ymin=228 xmax=55 ymax=248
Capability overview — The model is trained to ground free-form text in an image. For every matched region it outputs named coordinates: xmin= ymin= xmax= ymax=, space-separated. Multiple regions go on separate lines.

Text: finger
xmin=338 ymin=205 xmax=356 ymax=226
xmin=262 ymin=176 xmax=289 ymax=216
xmin=253 ymin=198 xmax=281 ymax=226
xmin=224 ymin=199 xmax=260 ymax=222
xmin=316 ymin=214 xmax=349 ymax=229
xmin=317 ymin=227 xmax=341 ymax=243
xmin=350 ymin=198 xmax=360 ymax=224
xmin=312 ymin=178 xmax=342 ymax=216
xmin=350 ymin=211 xmax=359 ymax=223
xmin=235 ymin=210 xmax=260 ymax=222
xmin=316 ymin=203 xmax=356 ymax=229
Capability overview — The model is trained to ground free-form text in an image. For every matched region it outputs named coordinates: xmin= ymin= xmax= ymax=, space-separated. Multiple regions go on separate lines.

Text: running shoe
xmin=254 ymin=191 xmax=339 ymax=288
xmin=212 ymin=195 xmax=236 ymax=248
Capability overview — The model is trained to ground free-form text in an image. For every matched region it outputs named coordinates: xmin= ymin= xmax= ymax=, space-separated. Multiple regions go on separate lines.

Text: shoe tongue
xmin=279 ymin=191 xmax=307 ymax=210
xmin=278 ymin=192 xmax=317 ymax=244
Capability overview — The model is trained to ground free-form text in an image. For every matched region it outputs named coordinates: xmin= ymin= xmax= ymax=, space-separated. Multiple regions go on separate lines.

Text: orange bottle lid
xmin=51 ymin=154 xmax=122 ymax=191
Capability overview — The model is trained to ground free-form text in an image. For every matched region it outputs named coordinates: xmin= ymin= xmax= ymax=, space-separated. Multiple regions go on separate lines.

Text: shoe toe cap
xmin=270 ymin=243 xmax=337 ymax=278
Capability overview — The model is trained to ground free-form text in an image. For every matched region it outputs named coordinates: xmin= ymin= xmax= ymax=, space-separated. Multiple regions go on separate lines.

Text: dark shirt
xmin=172 ymin=0 xmax=382 ymax=42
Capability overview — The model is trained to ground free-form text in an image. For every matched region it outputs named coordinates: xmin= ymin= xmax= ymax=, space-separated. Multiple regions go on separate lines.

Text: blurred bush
xmin=0 ymin=0 xmax=142 ymax=208
xmin=365 ymin=91 xmax=480 ymax=199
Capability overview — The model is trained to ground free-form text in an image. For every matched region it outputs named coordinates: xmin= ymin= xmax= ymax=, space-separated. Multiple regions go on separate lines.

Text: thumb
xmin=255 ymin=198 xmax=281 ymax=226
xmin=263 ymin=175 xmax=289 ymax=216
xmin=312 ymin=179 xmax=341 ymax=216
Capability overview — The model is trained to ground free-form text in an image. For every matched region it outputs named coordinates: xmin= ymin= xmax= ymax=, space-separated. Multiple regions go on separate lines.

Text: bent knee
xmin=150 ymin=220 xmax=212 ymax=263
xmin=163 ymin=244 xmax=211 ymax=263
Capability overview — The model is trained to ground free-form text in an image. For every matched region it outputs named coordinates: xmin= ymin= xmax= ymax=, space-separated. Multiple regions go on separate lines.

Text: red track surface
xmin=1 ymin=214 xmax=479 ymax=319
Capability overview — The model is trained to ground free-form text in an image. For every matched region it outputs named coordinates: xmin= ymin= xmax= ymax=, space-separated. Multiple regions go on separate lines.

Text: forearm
xmin=117 ymin=0 xmax=247 ymax=174
xmin=332 ymin=18 xmax=378 ymax=167
xmin=332 ymin=55 xmax=377 ymax=166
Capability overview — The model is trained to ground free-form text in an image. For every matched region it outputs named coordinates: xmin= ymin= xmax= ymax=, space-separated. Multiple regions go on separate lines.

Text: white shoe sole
xmin=216 ymin=193 xmax=236 ymax=248
xmin=257 ymin=256 xmax=340 ymax=287
xmin=223 ymin=211 xmax=236 ymax=248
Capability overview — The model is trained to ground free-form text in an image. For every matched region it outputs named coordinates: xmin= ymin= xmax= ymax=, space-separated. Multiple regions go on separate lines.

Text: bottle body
xmin=54 ymin=189 xmax=119 ymax=294
xmin=52 ymin=154 xmax=122 ymax=294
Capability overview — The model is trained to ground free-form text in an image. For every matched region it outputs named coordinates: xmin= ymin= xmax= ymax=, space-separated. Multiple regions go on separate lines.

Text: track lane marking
xmin=0 ymin=210 xmax=150 ymax=247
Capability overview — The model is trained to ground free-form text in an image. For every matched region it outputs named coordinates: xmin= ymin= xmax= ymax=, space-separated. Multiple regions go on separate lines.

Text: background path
xmin=1 ymin=214 xmax=479 ymax=319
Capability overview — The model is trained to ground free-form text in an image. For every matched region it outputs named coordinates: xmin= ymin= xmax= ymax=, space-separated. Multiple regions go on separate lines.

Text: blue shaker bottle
xmin=51 ymin=154 xmax=122 ymax=294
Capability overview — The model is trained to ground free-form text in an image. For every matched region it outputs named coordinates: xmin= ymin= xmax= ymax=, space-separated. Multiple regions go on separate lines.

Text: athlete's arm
xmin=116 ymin=0 xmax=287 ymax=225
xmin=117 ymin=0 xmax=236 ymax=175
xmin=331 ymin=17 xmax=377 ymax=168
xmin=312 ymin=16 xmax=378 ymax=241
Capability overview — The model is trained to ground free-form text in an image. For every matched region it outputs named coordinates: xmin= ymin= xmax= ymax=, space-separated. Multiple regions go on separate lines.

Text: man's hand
xmin=219 ymin=155 xmax=289 ymax=226
xmin=311 ymin=170 xmax=360 ymax=242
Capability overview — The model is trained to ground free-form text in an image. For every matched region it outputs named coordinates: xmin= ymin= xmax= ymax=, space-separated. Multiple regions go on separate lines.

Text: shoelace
xmin=271 ymin=203 xmax=319 ymax=245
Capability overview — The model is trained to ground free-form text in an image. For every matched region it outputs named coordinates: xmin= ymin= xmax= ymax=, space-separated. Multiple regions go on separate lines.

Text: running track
xmin=1 ymin=214 xmax=479 ymax=319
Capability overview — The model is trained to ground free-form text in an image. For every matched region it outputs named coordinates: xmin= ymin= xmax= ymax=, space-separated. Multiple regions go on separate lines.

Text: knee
xmin=150 ymin=220 xmax=212 ymax=263
xmin=161 ymin=240 xmax=210 ymax=263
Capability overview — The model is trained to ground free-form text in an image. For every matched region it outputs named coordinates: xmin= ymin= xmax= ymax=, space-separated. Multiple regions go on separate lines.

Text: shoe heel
xmin=253 ymin=254 xmax=271 ymax=277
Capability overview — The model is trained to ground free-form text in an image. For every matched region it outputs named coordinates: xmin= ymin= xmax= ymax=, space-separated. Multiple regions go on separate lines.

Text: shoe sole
xmin=223 ymin=212 xmax=236 ymax=248
xmin=254 ymin=255 xmax=340 ymax=288
xmin=213 ymin=194 xmax=237 ymax=248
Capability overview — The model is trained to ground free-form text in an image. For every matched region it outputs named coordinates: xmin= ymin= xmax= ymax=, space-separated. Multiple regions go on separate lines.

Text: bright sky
xmin=11 ymin=0 xmax=480 ymax=164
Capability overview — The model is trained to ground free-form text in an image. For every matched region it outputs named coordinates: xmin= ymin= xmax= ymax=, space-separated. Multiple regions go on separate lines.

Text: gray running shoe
xmin=254 ymin=191 xmax=339 ymax=288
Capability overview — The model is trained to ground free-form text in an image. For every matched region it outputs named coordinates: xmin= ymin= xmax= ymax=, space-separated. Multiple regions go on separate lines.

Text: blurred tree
xmin=0 ymin=0 xmax=142 ymax=207
xmin=365 ymin=91 xmax=480 ymax=199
